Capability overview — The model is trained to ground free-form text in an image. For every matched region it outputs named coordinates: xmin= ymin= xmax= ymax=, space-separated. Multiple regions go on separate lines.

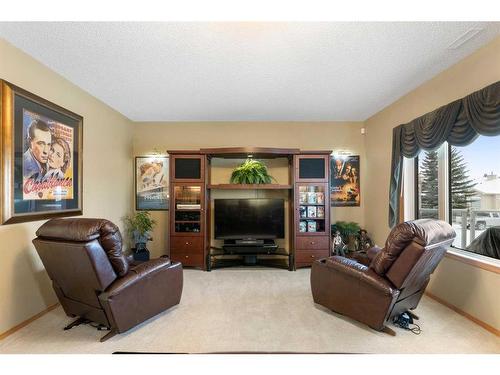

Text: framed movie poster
xmin=0 ymin=81 xmax=83 ymax=224
xmin=330 ymin=155 xmax=360 ymax=207
xmin=135 ymin=156 xmax=169 ymax=210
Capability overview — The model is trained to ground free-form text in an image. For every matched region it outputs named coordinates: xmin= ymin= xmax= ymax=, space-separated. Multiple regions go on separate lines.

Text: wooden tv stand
xmin=167 ymin=147 xmax=332 ymax=271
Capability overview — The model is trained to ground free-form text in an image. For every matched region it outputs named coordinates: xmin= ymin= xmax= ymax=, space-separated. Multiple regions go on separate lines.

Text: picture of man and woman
xmin=135 ymin=156 xmax=169 ymax=210
xmin=22 ymin=109 xmax=74 ymax=200
xmin=330 ymin=155 xmax=360 ymax=206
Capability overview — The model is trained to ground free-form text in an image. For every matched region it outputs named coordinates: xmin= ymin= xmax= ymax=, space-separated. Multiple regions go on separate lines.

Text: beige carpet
xmin=0 ymin=268 xmax=499 ymax=354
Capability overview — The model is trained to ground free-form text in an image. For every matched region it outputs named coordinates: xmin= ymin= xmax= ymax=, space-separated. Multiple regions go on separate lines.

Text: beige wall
xmin=1 ymin=33 xmax=499 ymax=337
xmin=0 ymin=39 xmax=134 ymax=334
xmin=364 ymin=37 xmax=500 ymax=330
xmin=133 ymin=121 xmax=365 ymax=258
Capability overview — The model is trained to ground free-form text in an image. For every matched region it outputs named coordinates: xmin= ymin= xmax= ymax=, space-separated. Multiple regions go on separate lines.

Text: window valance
xmin=389 ymin=81 xmax=500 ymax=228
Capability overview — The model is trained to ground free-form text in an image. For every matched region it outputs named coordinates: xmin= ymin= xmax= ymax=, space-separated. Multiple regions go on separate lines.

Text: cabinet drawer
xmin=295 ymin=236 xmax=329 ymax=250
xmin=171 ymin=237 xmax=203 ymax=253
xmin=170 ymin=252 xmax=204 ymax=267
xmin=295 ymin=249 xmax=329 ymax=264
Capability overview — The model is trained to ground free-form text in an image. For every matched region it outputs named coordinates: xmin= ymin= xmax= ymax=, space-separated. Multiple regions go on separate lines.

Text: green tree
xmin=450 ymin=147 xmax=477 ymax=209
xmin=419 ymin=147 xmax=477 ymax=211
xmin=419 ymin=150 xmax=439 ymax=209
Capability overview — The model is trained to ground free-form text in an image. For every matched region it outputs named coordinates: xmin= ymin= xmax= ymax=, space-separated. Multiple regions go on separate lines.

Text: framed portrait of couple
xmin=135 ymin=156 xmax=169 ymax=210
xmin=0 ymin=80 xmax=83 ymax=224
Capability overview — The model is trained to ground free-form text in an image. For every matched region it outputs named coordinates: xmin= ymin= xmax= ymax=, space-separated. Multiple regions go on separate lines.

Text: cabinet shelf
xmin=207 ymin=184 xmax=293 ymax=190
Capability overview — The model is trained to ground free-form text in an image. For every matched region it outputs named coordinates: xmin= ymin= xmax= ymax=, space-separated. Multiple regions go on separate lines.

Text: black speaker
xmin=299 ymin=158 xmax=325 ymax=179
xmin=175 ymin=158 xmax=201 ymax=179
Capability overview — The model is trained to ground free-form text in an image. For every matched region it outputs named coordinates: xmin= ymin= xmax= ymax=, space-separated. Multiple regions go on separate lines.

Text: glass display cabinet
xmin=293 ymin=153 xmax=331 ymax=269
xmin=173 ymin=184 xmax=203 ymax=235
xmin=297 ymin=184 xmax=328 ymax=235
xmin=169 ymin=153 xmax=206 ymax=269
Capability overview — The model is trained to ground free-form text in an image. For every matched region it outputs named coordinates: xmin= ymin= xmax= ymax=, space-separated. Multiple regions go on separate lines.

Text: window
xmin=412 ymin=136 xmax=500 ymax=262
xmin=450 ymin=136 xmax=500 ymax=256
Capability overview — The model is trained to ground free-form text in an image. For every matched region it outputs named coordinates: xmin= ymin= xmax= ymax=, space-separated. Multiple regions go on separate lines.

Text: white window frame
xmin=403 ymin=143 xmax=500 ymax=272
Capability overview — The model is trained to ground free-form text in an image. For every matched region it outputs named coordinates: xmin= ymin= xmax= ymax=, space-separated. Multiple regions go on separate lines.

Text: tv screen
xmin=214 ymin=199 xmax=285 ymax=239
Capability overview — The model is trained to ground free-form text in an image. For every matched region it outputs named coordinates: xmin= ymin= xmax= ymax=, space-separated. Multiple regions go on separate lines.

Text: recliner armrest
xmin=325 ymin=255 xmax=367 ymax=274
xmin=367 ymin=246 xmax=383 ymax=261
xmin=101 ymin=257 xmax=172 ymax=298
xmin=345 ymin=246 xmax=383 ymax=266
xmin=98 ymin=257 xmax=183 ymax=334
xmin=323 ymin=256 xmax=397 ymax=296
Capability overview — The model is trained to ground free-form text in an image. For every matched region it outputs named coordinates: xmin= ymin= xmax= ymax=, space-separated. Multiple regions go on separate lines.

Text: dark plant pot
xmin=133 ymin=248 xmax=150 ymax=262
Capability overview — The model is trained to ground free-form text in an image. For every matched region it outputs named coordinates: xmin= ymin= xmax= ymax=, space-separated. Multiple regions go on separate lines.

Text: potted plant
xmin=124 ymin=211 xmax=157 ymax=259
xmin=331 ymin=221 xmax=361 ymax=252
xmin=230 ymin=159 xmax=276 ymax=184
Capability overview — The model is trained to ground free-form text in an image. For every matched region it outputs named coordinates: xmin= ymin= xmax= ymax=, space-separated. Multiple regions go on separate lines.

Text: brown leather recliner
xmin=33 ymin=218 xmax=183 ymax=342
xmin=310 ymin=219 xmax=455 ymax=334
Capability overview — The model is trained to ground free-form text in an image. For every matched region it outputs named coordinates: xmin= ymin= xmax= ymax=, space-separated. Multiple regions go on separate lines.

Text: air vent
xmin=447 ymin=28 xmax=484 ymax=50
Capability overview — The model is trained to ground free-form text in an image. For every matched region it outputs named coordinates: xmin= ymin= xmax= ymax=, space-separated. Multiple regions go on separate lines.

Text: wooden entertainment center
xmin=168 ymin=147 xmax=332 ymax=271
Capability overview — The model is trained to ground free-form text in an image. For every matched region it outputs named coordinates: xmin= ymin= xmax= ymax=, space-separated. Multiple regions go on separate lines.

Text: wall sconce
xmin=149 ymin=148 xmax=168 ymax=161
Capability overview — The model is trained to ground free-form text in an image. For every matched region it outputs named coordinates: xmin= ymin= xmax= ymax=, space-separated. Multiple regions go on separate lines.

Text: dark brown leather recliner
xmin=310 ymin=219 xmax=456 ymax=334
xmin=33 ymin=218 xmax=183 ymax=342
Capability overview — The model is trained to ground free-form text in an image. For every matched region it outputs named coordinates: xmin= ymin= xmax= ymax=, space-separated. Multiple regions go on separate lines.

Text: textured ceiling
xmin=0 ymin=22 xmax=499 ymax=121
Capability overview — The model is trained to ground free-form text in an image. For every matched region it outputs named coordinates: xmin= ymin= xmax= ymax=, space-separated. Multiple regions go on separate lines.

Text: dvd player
xmin=222 ymin=239 xmax=278 ymax=254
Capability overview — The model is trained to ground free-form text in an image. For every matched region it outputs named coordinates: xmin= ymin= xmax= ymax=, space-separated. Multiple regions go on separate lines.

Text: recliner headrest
xmin=36 ymin=218 xmax=115 ymax=241
xmin=370 ymin=219 xmax=455 ymax=275
xmin=36 ymin=218 xmax=129 ymax=277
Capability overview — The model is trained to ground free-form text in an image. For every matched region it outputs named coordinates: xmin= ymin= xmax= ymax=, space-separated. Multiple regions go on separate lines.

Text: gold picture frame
xmin=0 ymin=80 xmax=83 ymax=224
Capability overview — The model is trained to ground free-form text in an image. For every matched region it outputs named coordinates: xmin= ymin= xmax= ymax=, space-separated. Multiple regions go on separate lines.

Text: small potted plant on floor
xmin=124 ymin=211 xmax=157 ymax=261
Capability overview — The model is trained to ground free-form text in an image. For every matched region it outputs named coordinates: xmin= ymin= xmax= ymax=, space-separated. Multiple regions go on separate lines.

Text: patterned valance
xmin=389 ymin=81 xmax=500 ymax=228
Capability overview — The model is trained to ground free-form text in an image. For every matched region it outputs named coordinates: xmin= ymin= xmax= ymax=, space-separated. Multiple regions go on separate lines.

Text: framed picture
xmin=135 ymin=156 xmax=169 ymax=210
xmin=330 ymin=155 xmax=360 ymax=207
xmin=0 ymin=80 xmax=83 ymax=224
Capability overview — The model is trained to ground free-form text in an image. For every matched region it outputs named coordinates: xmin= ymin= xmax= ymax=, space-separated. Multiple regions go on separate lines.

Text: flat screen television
xmin=214 ymin=198 xmax=285 ymax=240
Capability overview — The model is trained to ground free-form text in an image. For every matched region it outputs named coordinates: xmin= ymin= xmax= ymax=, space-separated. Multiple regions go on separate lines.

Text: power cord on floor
xmin=392 ymin=312 xmax=422 ymax=334
xmin=88 ymin=322 xmax=110 ymax=331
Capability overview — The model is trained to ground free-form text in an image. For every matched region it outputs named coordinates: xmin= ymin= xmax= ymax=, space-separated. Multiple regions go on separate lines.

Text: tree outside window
xmin=415 ymin=136 xmax=500 ymax=261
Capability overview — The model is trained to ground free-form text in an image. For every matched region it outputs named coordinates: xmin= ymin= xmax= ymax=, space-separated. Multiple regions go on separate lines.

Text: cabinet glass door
xmin=297 ymin=184 xmax=327 ymax=235
xmin=173 ymin=184 xmax=203 ymax=234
